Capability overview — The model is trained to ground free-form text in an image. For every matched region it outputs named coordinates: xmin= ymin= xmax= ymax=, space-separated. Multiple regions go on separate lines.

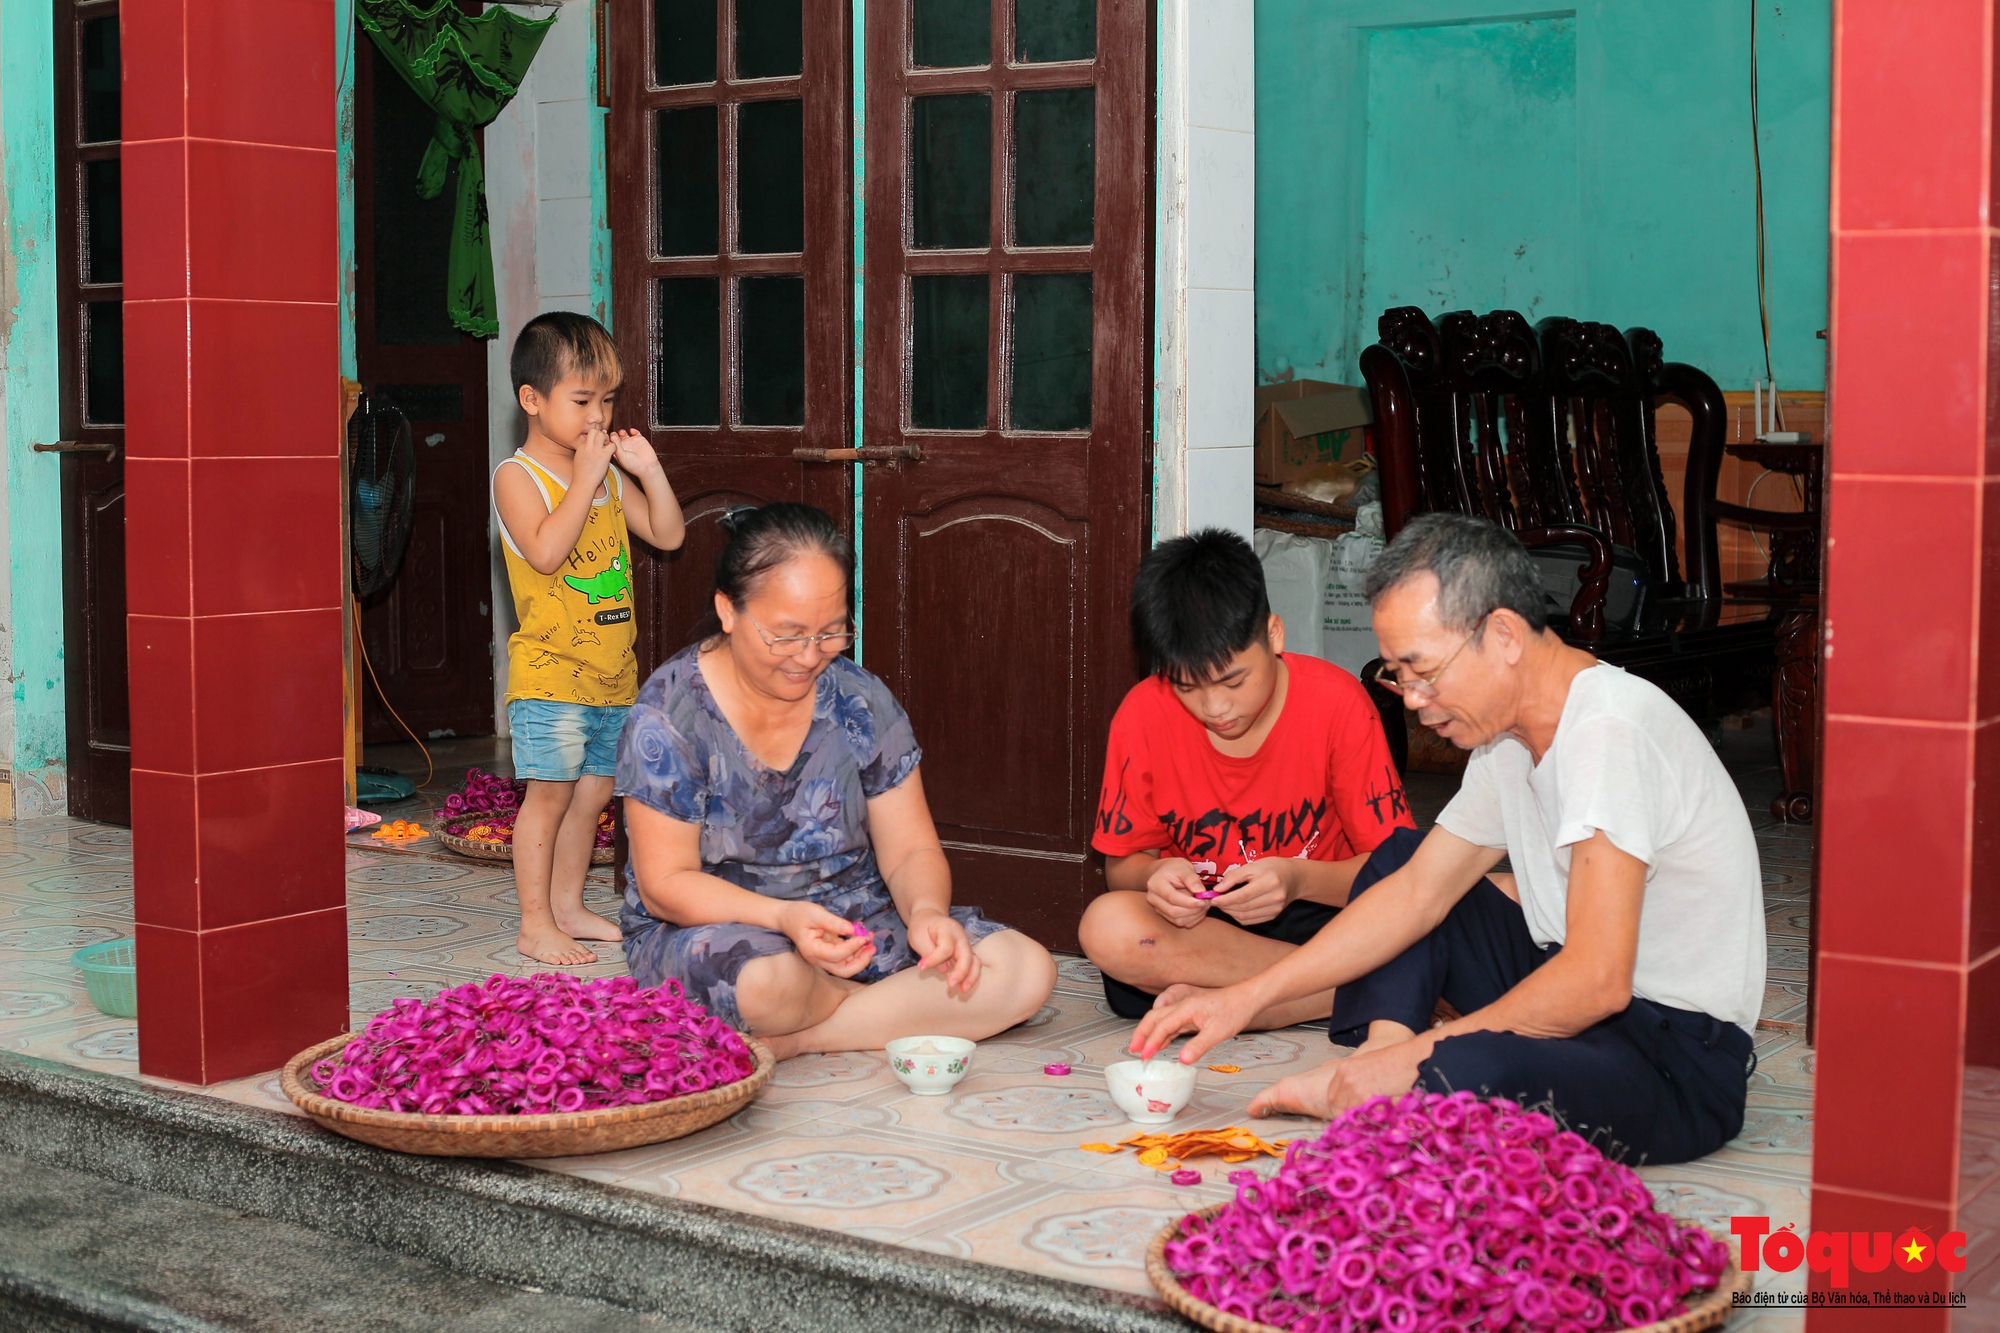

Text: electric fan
xmin=348 ymin=394 xmax=417 ymax=598
xmin=348 ymin=393 xmax=421 ymax=806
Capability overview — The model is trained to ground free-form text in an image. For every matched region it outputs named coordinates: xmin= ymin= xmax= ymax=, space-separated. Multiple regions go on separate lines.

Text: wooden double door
xmin=608 ymin=0 xmax=1149 ymax=946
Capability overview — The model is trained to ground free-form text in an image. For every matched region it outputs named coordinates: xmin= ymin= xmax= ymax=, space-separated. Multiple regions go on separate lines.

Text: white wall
xmin=485 ymin=0 xmax=605 ymax=734
xmin=1153 ymin=0 xmax=1256 ymax=541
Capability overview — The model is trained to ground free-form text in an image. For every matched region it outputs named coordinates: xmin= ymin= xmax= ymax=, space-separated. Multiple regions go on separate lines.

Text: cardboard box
xmin=1255 ymin=380 xmax=1373 ymax=484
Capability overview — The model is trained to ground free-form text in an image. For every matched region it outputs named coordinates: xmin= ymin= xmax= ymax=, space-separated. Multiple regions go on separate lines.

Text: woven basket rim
xmin=281 ymin=1031 xmax=774 ymax=1135
xmin=71 ymin=937 xmax=136 ymax=971
xmin=1145 ymin=1201 xmax=1753 ymax=1333
xmin=438 ymin=807 xmax=522 ymax=837
xmin=433 ymin=810 xmax=615 ymax=865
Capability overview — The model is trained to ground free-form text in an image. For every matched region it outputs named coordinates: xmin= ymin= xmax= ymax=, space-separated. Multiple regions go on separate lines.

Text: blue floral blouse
xmin=613 ymin=645 xmax=1009 ymax=1026
xmin=617 ymin=646 xmax=923 ymax=923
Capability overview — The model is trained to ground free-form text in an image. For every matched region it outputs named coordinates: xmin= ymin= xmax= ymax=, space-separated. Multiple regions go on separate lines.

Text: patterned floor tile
xmin=187 ymin=1069 xmax=303 ymax=1118
xmin=1636 ymin=1160 xmax=1812 ymax=1301
xmin=947 ymin=1180 xmax=1214 ymax=1293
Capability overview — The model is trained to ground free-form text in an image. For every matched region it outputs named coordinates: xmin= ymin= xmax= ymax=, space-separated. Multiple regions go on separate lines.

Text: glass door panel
xmin=733 ymin=0 xmax=802 ymax=78
xmin=1010 ymin=272 xmax=1091 ymax=431
xmin=911 ymin=95 xmax=993 ymax=249
xmin=1014 ymin=0 xmax=1094 ymax=61
xmin=912 ymin=0 xmax=992 ymax=68
xmin=735 ymin=99 xmax=805 ymax=253
xmin=909 ymin=275 xmax=990 ymax=428
xmin=1013 ymin=87 xmax=1093 ymax=247
xmin=653 ymin=0 xmax=718 ymax=85
xmin=654 ymin=107 xmax=721 ymax=255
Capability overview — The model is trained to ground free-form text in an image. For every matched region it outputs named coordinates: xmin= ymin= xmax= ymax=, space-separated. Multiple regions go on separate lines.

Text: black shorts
xmin=1099 ymin=899 xmax=1340 ymax=1020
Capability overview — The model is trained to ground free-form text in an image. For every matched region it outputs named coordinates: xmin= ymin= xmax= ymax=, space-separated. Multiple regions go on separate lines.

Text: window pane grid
xmin=645 ymin=0 xmax=812 ymax=431
xmin=66 ymin=4 xmax=124 ymax=434
xmin=899 ymin=0 xmax=1098 ymax=434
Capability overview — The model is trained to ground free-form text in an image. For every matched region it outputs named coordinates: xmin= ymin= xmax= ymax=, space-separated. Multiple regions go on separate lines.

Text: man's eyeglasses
xmin=1371 ymin=614 xmax=1489 ymax=702
xmin=750 ymin=615 xmax=853 ymax=657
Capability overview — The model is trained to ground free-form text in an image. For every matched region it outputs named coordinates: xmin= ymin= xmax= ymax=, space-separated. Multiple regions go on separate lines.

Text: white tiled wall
xmin=1185 ymin=446 xmax=1256 ymax=535
xmin=484 ymin=0 xmax=600 ymax=730
xmin=1155 ymin=0 xmax=1255 ymax=540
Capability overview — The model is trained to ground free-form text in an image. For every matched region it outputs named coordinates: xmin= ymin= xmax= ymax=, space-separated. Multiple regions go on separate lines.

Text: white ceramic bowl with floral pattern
xmin=885 ymin=1035 xmax=975 ymax=1096
xmin=1104 ymin=1058 xmax=1197 ymax=1124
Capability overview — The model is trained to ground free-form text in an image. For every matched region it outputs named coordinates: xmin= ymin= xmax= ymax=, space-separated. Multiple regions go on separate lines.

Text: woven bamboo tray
xmin=434 ymin=811 xmax=615 ymax=866
xmin=1146 ymin=1204 xmax=1752 ymax=1333
xmin=281 ymin=1033 xmax=773 ymax=1158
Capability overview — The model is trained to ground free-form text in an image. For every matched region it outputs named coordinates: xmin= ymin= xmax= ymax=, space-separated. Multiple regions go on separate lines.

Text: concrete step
xmin=0 ymin=1054 xmax=1184 ymax=1333
xmin=0 ymin=1153 xmax=696 ymax=1332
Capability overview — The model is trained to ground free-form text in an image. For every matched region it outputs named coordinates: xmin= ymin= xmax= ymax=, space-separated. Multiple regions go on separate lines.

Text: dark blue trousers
xmin=1326 ymin=828 xmax=1753 ymax=1166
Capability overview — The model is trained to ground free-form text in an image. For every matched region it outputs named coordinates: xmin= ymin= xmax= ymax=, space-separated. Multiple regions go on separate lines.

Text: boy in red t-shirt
xmin=1080 ymin=529 xmax=1416 ymax=1025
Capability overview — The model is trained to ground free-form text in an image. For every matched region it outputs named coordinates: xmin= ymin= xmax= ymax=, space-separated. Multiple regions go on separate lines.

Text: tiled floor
xmin=0 ymin=724 xmax=1815 ymax=1325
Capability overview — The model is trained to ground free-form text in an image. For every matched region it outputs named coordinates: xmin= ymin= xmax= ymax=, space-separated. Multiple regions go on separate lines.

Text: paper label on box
xmin=1281 ymin=428 xmax=1359 ymax=470
xmin=1320 ymin=533 xmax=1385 ymax=675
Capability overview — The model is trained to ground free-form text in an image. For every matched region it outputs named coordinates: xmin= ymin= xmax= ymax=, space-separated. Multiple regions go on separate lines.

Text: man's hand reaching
xmin=1127 ymin=981 xmax=1261 ymax=1064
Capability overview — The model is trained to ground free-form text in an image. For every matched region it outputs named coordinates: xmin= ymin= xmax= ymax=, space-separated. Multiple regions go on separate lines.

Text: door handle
xmin=792 ymin=445 xmax=924 ymax=463
xmin=33 ymin=440 xmax=119 ymax=458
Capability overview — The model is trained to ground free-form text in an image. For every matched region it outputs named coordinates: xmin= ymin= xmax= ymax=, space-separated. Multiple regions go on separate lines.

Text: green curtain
xmin=356 ymin=0 xmax=555 ymax=338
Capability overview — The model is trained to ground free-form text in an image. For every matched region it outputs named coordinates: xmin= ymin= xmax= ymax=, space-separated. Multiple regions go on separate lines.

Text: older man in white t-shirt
xmin=1130 ymin=514 xmax=1765 ymax=1165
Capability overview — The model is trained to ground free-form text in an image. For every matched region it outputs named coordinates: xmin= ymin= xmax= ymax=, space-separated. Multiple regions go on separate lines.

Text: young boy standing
xmin=494 ymin=313 xmax=686 ymax=965
xmin=1079 ymin=528 xmax=1415 ymax=1027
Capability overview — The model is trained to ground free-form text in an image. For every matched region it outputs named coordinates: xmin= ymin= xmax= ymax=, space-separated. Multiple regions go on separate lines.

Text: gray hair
xmin=1363 ymin=514 xmax=1550 ymax=634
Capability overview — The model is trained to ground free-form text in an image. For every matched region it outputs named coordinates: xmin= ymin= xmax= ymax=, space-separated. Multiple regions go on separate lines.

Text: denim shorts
xmin=508 ymin=699 xmax=629 ymax=782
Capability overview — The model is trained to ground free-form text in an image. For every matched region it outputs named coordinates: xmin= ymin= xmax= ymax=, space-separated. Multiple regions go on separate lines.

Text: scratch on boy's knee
xmin=1137 ymin=936 xmax=1156 ymax=948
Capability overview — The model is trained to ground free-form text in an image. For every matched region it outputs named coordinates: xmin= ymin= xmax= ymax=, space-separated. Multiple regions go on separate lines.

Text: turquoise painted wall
xmin=0 ymin=0 xmax=71 ymax=813
xmin=1256 ymin=0 xmax=1831 ymax=392
xmin=589 ymin=1 xmax=613 ymax=327
xmin=337 ymin=0 xmax=358 ymax=380
xmin=1362 ymin=17 xmax=1581 ymax=323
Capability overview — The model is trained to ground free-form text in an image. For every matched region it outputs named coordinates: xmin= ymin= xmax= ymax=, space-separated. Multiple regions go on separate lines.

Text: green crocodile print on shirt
xmin=564 ymin=545 xmax=631 ymax=605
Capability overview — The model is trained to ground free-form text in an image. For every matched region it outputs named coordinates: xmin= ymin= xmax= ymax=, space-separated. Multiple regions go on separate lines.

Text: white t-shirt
xmin=1436 ymin=664 xmax=1766 ymax=1033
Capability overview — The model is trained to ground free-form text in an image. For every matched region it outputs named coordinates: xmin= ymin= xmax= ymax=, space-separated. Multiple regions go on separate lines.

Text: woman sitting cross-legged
xmin=616 ymin=503 xmax=1057 ymax=1060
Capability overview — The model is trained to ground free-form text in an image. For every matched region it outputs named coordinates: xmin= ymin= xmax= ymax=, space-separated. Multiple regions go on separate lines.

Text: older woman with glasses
xmin=615 ymin=503 xmax=1056 ymax=1059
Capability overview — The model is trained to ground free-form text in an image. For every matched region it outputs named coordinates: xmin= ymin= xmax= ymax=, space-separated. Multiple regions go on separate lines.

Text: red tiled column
xmin=1810 ymin=2 xmax=2000 ymax=1325
xmin=121 ymin=0 xmax=349 ymax=1083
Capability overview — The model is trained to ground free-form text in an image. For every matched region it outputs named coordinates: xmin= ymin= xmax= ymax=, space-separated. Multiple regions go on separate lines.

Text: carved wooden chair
xmin=1357 ymin=307 xmax=1819 ymax=821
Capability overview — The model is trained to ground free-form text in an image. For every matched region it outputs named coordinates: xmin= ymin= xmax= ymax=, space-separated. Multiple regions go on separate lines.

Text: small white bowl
xmin=885 ymin=1035 xmax=975 ymax=1096
xmin=1104 ymin=1058 xmax=1198 ymax=1124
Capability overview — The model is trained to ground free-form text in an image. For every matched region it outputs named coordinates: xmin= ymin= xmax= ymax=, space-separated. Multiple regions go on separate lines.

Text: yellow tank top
xmin=495 ymin=452 xmax=638 ymax=706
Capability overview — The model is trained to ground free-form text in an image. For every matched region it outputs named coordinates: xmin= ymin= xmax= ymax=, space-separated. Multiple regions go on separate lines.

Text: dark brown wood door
xmin=56 ymin=0 xmax=130 ymax=825
xmin=353 ymin=36 xmax=496 ymax=742
xmin=860 ymin=0 xmax=1149 ymax=947
xmin=607 ymin=0 xmax=853 ymax=672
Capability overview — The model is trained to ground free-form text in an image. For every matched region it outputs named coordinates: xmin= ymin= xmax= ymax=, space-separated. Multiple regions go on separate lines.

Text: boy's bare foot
xmin=552 ymin=906 xmax=622 ymax=943
xmin=518 ymin=922 xmax=599 ymax=966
